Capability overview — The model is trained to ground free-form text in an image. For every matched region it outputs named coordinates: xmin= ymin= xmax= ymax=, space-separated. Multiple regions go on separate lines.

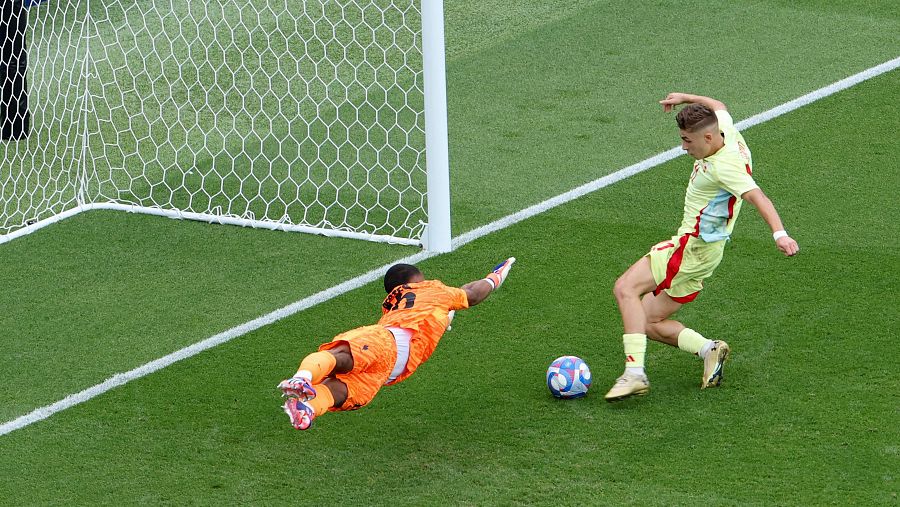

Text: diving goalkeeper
xmin=279 ymin=258 xmax=516 ymax=430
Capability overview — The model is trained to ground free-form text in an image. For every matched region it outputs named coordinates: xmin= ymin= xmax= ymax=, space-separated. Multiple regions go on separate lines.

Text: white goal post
xmin=0 ymin=0 xmax=451 ymax=251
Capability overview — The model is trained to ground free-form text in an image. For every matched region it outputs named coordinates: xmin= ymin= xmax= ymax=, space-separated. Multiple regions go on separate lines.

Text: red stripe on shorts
xmin=670 ymin=291 xmax=700 ymax=303
xmin=653 ymin=233 xmax=691 ymax=297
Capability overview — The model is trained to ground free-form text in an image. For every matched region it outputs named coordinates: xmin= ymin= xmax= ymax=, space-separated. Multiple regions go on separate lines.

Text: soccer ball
xmin=546 ymin=356 xmax=592 ymax=398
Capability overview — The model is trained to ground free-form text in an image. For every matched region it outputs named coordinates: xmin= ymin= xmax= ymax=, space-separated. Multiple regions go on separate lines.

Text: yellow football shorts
xmin=647 ymin=234 xmax=726 ymax=303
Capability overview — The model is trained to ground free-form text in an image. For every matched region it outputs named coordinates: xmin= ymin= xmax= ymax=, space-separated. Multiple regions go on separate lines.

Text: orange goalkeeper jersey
xmin=378 ymin=280 xmax=469 ymax=384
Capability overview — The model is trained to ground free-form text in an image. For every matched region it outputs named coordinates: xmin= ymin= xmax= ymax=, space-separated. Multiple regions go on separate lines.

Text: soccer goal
xmin=0 ymin=0 xmax=451 ymax=250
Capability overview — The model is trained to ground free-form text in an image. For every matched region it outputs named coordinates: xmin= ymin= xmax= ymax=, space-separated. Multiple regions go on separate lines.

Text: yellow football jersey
xmin=677 ymin=110 xmax=759 ymax=242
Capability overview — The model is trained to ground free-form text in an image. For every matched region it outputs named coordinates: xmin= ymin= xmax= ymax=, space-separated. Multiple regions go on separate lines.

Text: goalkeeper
xmin=279 ymin=258 xmax=516 ymax=430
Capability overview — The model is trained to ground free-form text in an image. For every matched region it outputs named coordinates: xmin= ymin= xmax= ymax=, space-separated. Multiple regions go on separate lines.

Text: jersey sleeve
xmin=444 ymin=285 xmax=470 ymax=311
xmin=713 ymin=110 xmax=758 ymax=197
xmin=715 ymin=109 xmax=739 ymax=145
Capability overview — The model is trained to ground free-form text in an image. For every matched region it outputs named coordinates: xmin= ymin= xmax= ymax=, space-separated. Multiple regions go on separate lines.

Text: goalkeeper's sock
xmin=308 ymin=383 xmax=335 ymax=417
xmin=677 ymin=328 xmax=712 ymax=358
xmin=296 ymin=351 xmax=337 ymax=384
xmin=623 ymin=333 xmax=647 ymax=375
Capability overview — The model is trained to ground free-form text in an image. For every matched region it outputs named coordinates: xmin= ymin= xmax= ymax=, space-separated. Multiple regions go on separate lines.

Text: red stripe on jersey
xmin=745 ymin=163 xmax=752 ymax=175
xmin=726 ymin=194 xmax=738 ymax=224
xmin=692 ymin=205 xmax=707 ymax=237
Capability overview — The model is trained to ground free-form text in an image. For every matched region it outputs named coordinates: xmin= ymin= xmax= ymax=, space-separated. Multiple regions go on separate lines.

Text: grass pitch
xmin=1 ymin=1 xmax=898 ymax=504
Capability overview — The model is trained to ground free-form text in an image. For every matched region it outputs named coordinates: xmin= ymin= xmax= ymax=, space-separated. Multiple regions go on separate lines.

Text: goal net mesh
xmin=2 ymin=0 xmax=429 ymax=242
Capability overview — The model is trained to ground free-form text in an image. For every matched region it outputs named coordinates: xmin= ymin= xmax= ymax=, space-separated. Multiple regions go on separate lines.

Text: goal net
xmin=1 ymin=0 xmax=450 ymax=248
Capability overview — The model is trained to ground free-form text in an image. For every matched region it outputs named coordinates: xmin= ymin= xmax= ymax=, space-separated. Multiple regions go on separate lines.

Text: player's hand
xmin=776 ymin=236 xmax=799 ymax=256
xmin=484 ymin=257 xmax=516 ymax=289
xmin=659 ymin=92 xmax=687 ymax=112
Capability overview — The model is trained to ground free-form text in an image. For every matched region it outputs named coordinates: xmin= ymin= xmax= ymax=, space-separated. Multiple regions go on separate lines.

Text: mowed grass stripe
xmin=2 ymin=0 xmax=897 ymax=445
xmin=0 ymin=56 xmax=895 ymax=439
xmin=3 ymin=2 xmax=604 ymax=421
xmin=0 ymin=69 xmax=896 ymax=505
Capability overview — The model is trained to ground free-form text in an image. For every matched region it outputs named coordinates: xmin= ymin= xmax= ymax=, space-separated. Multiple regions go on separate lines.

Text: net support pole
xmin=421 ymin=0 xmax=451 ymax=252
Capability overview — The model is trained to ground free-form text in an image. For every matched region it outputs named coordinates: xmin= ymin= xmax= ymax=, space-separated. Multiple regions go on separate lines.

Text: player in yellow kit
xmin=604 ymin=93 xmax=800 ymax=402
xmin=279 ymin=258 xmax=516 ymax=430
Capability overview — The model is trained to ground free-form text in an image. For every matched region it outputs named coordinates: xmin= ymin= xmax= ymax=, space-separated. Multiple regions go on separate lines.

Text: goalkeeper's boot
xmin=278 ymin=377 xmax=317 ymax=401
xmin=283 ymin=398 xmax=316 ymax=430
xmin=604 ymin=372 xmax=650 ymax=402
xmin=701 ymin=340 xmax=730 ymax=389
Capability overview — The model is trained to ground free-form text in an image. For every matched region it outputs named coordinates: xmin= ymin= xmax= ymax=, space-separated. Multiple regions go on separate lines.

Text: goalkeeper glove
xmin=483 ymin=257 xmax=516 ymax=290
xmin=446 ymin=310 xmax=456 ymax=331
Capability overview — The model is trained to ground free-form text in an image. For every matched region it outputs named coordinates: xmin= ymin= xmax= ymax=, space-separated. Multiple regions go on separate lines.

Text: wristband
xmin=773 ymin=230 xmax=789 ymax=241
xmin=483 ymin=273 xmax=500 ymax=289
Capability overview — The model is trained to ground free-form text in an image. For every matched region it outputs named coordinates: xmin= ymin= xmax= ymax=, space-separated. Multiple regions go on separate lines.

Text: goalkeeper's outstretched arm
xmin=460 ymin=257 xmax=516 ymax=306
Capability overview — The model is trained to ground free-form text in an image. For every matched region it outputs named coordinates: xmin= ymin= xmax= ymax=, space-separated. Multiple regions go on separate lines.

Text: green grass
xmin=6 ymin=0 xmax=899 ymax=237
xmin=0 ymin=212 xmax=416 ymax=422
xmin=1 ymin=0 xmax=899 ymax=504
xmin=4 ymin=0 xmax=896 ymax=426
xmin=444 ymin=0 xmax=899 ymax=234
xmin=2 ymin=59 xmax=898 ymax=507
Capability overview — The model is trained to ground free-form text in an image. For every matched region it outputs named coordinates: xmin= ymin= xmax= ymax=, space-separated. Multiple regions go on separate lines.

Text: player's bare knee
xmin=322 ymin=378 xmax=348 ymax=407
xmin=328 ymin=342 xmax=351 ymax=355
xmin=325 ymin=343 xmax=353 ymax=372
xmin=337 ymin=354 xmax=354 ymax=373
xmin=613 ymin=275 xmax=635 ymax=301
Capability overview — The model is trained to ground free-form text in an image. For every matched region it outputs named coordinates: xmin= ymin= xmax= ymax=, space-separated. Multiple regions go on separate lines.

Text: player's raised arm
xmin=741 ymin=188 xmax=800 ymax=256
xmin=659 ymin=92 xmax=727 ymax=113
xmin=460 ymin=257 xmax=516 ymax=306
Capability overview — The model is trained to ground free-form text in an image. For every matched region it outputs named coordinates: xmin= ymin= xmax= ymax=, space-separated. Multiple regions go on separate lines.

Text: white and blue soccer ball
xmin=546 ymin=356 xmax=592 ymax=398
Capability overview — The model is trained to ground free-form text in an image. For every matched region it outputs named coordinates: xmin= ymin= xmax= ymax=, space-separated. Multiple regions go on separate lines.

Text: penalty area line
xmin=2 ymin=55 xmax=897 ymax=438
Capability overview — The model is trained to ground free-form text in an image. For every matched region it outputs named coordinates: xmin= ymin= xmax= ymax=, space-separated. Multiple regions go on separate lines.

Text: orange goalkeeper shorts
xmin=318 ymin=325 xmax=397 ymax=411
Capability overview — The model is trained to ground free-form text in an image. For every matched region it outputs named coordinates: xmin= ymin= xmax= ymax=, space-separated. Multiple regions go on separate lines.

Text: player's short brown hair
xmin=676 ymin=104 xmax=718 ymax=132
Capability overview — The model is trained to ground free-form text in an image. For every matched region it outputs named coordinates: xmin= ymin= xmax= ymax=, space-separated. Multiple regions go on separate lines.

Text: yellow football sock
xmin=623 ymin=333 xmax=647 ymax=368
xmin=297 ymin=351 xmax=337 ymax=384
xmin=308 ymin=383 xmax=336 ymax=417
xmin=677 ymin=328 xmax=710 ymax=356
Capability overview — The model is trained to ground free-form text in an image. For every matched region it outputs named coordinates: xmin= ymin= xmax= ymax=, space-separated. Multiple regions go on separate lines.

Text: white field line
xmin=2 ymin=56 xmax=898 ymax=438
